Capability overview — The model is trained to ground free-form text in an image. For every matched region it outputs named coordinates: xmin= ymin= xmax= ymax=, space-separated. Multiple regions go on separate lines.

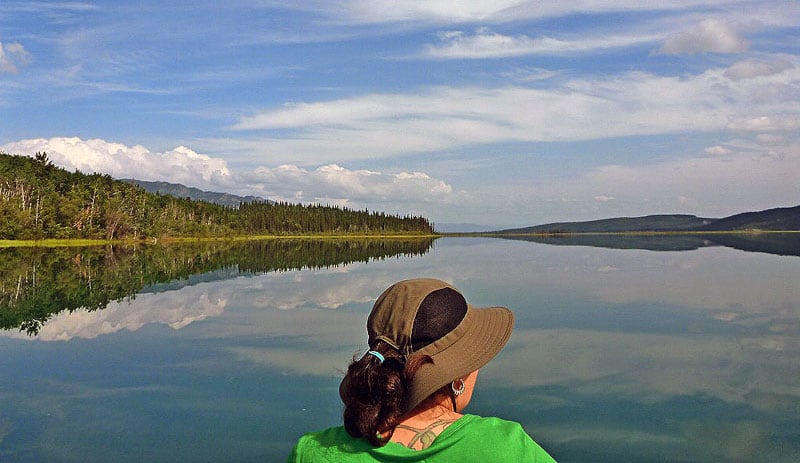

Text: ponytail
xmin=340 ymin=340 xmax=431 ymax=446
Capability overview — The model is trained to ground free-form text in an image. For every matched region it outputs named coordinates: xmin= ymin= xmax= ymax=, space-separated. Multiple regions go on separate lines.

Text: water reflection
xmin=0 ymin=237 xmax=798 ymax=462
xmin=0 ymin=238 xmax=435 ymax=337
xmin=501 ymin=231 xmax=800 ymax=256
xmin=426 ymin=239 xmax=800 ymax=462
xmin=1 ymin=283 xmax=227 ymax=341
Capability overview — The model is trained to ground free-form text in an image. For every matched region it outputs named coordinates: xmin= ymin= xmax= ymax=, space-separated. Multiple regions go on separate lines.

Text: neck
xmin=402 ymin=393 xmax=461 ymax=424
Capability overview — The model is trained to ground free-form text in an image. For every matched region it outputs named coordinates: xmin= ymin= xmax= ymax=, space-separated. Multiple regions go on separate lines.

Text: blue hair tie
xmin=366 ymin=350 xmax=385 ymax=364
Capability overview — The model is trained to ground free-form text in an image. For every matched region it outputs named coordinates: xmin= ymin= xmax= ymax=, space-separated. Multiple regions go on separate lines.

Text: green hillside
xmin=497 ymin=205 xmax=800 ymax=234
xmin=499 ymin=214 xmax=714 ymax=234
xmin=694 ymin=205 xmax=800 ymax=231
xmin=0 ymin=152 xmax=435 ymax=240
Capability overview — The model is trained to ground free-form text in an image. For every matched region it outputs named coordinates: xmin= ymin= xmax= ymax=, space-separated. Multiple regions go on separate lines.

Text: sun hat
xmin=365 ymin=278 xmax=514 ymax=414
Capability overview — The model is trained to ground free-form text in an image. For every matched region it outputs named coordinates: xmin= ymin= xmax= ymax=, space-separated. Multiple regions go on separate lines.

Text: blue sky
xmin=1 ymin=1 xmax=798 ymax=228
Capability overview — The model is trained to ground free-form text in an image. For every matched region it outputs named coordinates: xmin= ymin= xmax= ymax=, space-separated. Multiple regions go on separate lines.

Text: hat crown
xmin=356 ymin=278 xmax=514 ymax=414
xmin=367 ymin=279 xmax=467 ymax=354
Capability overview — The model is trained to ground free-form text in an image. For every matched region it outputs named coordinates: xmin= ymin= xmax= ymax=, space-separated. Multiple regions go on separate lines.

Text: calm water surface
xmin=1 ymin=237 xmax=798 ymax=462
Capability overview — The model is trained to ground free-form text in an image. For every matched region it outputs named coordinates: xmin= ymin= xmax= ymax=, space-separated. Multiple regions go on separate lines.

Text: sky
xmin=1 ymin=1 xmax=798 ymax=229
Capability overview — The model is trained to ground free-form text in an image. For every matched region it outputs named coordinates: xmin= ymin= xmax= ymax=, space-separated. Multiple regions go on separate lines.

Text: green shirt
xmin=287 ymin=414 xmax=557 ymax=462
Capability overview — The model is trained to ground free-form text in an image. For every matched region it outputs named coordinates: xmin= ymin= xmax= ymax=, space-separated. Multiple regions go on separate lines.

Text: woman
xmin=288 ymin=278 xmax=556 ymax=462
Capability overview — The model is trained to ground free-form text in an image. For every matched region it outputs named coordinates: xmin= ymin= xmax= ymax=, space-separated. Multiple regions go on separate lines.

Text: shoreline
xmin=442 ymin=230 xmax=800 ymax=237
xmin=0 ymin=233 xmax=442 ymax=248
xmin=2 ymin=230 xmax=797 ymax=248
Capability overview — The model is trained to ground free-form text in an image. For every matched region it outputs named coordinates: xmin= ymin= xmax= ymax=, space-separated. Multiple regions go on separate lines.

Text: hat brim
xmin=402 ymin=304 xmax=514 ymax=414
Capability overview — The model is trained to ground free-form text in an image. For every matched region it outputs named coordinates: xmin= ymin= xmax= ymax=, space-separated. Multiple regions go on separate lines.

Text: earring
xmin=451 ymin=378 xmax=465 ymax=396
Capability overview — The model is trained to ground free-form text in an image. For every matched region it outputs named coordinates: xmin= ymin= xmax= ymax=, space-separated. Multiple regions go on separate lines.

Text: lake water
xmin=1 ymin=237 xmax=798 ymax=462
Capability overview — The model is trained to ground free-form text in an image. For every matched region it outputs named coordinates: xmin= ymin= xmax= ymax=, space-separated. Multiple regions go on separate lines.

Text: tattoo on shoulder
xmin=394 ymin=418 xmax=458 ymax=450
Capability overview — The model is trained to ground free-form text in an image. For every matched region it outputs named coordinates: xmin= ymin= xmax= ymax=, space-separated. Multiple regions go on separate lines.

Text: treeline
xmin=1 ymin=238 xmax=435 ymax=335
xmin=0 ymin=152 xmax=435 ymax=240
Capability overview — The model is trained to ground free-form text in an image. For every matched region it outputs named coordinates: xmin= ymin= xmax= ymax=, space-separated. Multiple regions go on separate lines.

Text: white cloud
xmin=314 ymin=1 xmax=739 ymax=25
xmin=594 ymin=195 xmax=615 ymax=202
xmin=341 ymin=0 xmax=527 ymax=23
xmin=422 ymin=27 xmax=662 ymax=59
xmin=659 ymin=19 xmax=748 ymax=55
xmin=227 ymin=64 xmax=800 ymax=162
xmin=727 ymin=116 xmax=800 ymax=132
xmin=1 ymin=137 xmax=233 ymax=188
xmin=704 ymin=145 xmax=731 ymax=156
xmin=755 ymin=133 xmax=784 ymax=146
xmin=1 ymin=136 xmax=460 ymax=210
xmin=501 ymin=67 xmax=561 ymax=82
xmin=724 ymin=58 xmax=794 ymax=81
xmin=0 ymin=41 xmax=31 ymax=74
xmin=244 ymin=163 xmax=458 ymax=205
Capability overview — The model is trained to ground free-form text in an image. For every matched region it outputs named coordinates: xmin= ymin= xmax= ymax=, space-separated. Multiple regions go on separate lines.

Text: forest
xmin=0 ymin=152 xmax=435 ymax=240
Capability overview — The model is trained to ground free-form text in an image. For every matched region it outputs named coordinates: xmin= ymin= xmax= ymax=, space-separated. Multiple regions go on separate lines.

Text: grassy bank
xmin=0 ymin=233 xmax=441 ymax=248
xmin=0 ymin=239 xmax=114 ymax=248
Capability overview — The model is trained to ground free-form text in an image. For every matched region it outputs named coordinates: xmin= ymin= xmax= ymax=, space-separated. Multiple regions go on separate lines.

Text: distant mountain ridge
xmin=695 ymin=205 xmax=800 ymax=231
xmin=122 ymin=179 xmax=269 ymax=208
xmin=500 ymin=214 xmax=715 ymax=234
xmin=497 ymin=205 xmax=800 ymax=234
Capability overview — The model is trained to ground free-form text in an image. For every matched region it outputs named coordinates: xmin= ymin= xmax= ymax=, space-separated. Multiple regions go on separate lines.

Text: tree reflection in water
xmin=0 ymin=238 xmax=435 ymax=336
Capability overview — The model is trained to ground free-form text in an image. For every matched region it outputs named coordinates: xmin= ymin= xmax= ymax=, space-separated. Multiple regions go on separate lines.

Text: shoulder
xmin=457 ymin=414 xmax=528 ymax=436
xmin=455 ymin=415 xmax=557 ymax=462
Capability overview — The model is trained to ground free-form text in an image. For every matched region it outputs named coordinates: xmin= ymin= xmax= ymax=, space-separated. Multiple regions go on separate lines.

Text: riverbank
xmin=442 ymin=229 xmax=800 ymax=237
xmin=0 ymin=233 xmax=441 ymax=248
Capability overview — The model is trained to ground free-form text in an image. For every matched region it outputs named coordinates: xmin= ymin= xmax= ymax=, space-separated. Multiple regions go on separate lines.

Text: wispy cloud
xmin=243 ymin=164 xmax=459 ymax=206
xmin=499 ymin=139 xmax=800 ymax=220
xmin=2 ymin=1 xmax=798 ymax=226
xmin=704 ymin=145 xmax=731 ymax=156
xmin=227 ymin=62 xmax=800 ymax=161
xmin=306 ymin=0 xmax=740 ymax=25
xmin=422 ymin=28 xmax=662 ymax=59
xmin=723 ymin=58 xmax=795 ymax=81
xmin=658 ymin=18 xmax=748 ymax=55
xmin=0 ymin=42 xmax=31 ymax=73
xmin=1 ymin=1 xmax=97 ymax=14
xmin=727 ymin=116 xmax=800 ymax=132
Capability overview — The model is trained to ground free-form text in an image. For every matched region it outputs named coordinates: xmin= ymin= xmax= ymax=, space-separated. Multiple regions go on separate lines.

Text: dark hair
xmin=340 ymin=340 xmax=432 ymax=446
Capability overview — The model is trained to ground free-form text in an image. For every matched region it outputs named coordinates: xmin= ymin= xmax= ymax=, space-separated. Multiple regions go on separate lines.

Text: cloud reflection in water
xmin=1 ymin=238 xmax=798 ymax=462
